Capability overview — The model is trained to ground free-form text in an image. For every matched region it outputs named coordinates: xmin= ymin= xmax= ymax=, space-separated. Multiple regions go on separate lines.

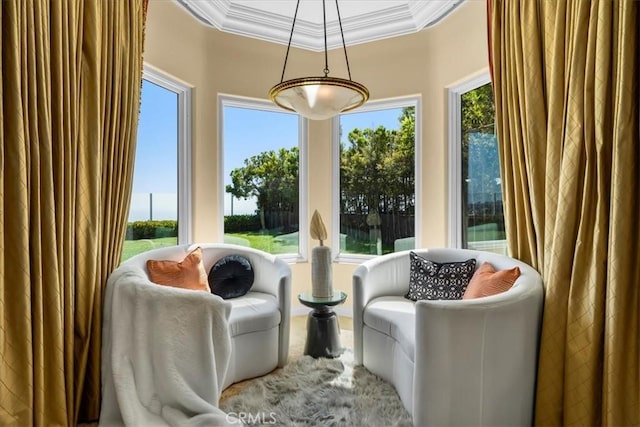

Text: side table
xmin=298 ymin=291 xmax=347 ymax=358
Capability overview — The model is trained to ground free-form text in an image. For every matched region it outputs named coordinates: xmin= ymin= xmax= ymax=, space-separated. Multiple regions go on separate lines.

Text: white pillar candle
xmin=311 ymin=245 xmax=333 ymax=298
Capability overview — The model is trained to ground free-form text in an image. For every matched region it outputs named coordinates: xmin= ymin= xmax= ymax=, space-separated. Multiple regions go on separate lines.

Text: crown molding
xmin=175 ymin=0 xmax=465 ymax=52
xmin=410 ymin=1 xmax=463 ymax=28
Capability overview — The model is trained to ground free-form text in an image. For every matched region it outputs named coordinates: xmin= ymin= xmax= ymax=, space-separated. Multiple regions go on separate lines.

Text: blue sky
xmin=129 ymin=79 xmax=403 ymax=220
xmin=128 ymin=80 xmax=178 ymax=221
xmin=132 ymin=80 xmax=178 ymax=194
xmin=340 ymin=108 xmax=402 ymax=137
xmin=223 ymin=106 xmax=299 ymax=215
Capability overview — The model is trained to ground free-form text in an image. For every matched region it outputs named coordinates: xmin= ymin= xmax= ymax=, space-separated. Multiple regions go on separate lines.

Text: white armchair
xmin=353 ymin=248 xmax=544 ymax=426
xmin=100 ymin=243 xmax=291 ymax=426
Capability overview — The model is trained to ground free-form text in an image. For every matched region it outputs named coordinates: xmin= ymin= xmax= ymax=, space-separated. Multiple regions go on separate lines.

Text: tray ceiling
xmin=174 ymin=0 xmax=465 ymax=51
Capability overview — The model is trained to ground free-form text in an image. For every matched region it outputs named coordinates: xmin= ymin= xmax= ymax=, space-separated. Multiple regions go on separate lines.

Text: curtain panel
xmin=0 ymin=0 xmax=147 ymax=425
xmin=488 ymin=0 xmax=639 ymax=425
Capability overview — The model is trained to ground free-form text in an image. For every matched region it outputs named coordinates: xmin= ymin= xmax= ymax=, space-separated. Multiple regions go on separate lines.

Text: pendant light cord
xmin=280 ymin=0 xmax=301 ymax=83
xmin=338 ymin=0 xmax=351 ymax=80
xmin=323 ymin=0 xmax=329 ymax=76
xmin=280 ymin=0 xmax=354 ymax=82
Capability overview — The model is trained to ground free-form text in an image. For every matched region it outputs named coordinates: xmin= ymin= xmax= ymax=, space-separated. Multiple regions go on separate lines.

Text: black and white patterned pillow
xmin=405 ymin=252 xmax=476 ymax=301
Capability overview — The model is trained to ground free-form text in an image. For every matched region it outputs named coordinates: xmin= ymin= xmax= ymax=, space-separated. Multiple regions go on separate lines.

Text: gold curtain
xmin=0 ymin=1 xmax=146 ymax=425
xmin=489 ymin=0 xmax=639 ymax=425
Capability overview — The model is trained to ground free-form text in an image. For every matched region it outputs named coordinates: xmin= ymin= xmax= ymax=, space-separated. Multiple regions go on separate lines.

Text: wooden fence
xmin=263 ymin=210 xmax=299 ymax=232
xmin=340 ymin=213 xmax=414 ymax=246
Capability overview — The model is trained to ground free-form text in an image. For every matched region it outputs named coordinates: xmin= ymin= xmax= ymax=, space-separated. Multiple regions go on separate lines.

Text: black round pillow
xmin=208 ymin=255 xmax=254 ymax=299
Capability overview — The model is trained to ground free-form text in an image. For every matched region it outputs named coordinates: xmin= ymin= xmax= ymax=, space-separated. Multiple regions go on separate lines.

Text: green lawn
xmin=467 ymin=222 xmax=506 ymax=242
xmin=121 ymin=229 xmax=404 ymax=262
xmin=224 ymin=231 xmax=299 ymax=254
xmin=342 ymin=241 xmax=394 ymax=255
xmin=120 ymin=232 xmax=298 ymax=264
xmin=225 ymin=231 xmax=393 ymax=255
xmin=121 ymin=237 xmax=178 ymax=262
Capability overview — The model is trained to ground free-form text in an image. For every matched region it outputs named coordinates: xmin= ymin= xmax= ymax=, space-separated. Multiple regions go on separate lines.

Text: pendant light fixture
xmin=269 ymin=0 xmax=369 ymax=120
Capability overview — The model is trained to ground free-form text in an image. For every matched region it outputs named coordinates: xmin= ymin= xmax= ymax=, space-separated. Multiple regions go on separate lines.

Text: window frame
xmin=139 ymin=63 xmax=193 ymax=245
xmin=331 ymin=95 xmax=422 ymax=264
xmin=217 ymin=94 xmax=309 ymax=262
xmin=447 ymin=71 xmax=493 ymax=249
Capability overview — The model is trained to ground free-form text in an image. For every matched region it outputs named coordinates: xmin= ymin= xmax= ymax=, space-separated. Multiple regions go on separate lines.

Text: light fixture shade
xmin=271 ymin=0 xmax=369 ymax=120
xmin=270 ymin=77 xmax=369 ymax=121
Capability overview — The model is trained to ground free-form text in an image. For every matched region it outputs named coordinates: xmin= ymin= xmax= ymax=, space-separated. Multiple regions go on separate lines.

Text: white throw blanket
xmin=100 ymin=266 xmax=235 ymax=426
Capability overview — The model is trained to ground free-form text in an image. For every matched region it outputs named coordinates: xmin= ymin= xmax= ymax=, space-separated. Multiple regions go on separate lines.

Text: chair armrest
xmin=226 ymin=251 xmax=291 ymax=368
xmin=191 ymin=243 xmax=292 ymax=367
xmin=270 ymin=258 xmax=292 ymax=367
xmin=412 ymin=283 xmax=543 ymax=426
xmin=352 ymin=251 xmax=412 ymax=364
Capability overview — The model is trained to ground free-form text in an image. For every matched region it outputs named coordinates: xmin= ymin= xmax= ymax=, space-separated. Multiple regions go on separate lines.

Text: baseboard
xmin=334 ymin=305 xmax=353 ymax=317
xmin=291 ymin=306 xmax=310 ymax=317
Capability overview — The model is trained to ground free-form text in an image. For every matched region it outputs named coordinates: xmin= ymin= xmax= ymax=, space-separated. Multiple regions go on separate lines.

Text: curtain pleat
xmin=1 ymin=1 xmax=146 ymax=425
xmin=489 ymin=0 xmax=640 ymax=425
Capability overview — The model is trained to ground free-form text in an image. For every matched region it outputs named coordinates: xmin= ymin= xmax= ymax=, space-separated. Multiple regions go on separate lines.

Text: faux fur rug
xmin=219 ymin=350 xmax=412 ymax=426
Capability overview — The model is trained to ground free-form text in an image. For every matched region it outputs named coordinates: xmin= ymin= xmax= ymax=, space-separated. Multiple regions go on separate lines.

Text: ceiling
xmin=175 ymin=0 xmax=465 ymax=52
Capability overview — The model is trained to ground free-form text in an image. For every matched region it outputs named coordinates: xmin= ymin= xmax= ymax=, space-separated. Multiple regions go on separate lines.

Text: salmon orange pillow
xmin=146 ymin=247 xmax=210 ymax=292
xmin=462 ymin=262 xmax=520 ymax=299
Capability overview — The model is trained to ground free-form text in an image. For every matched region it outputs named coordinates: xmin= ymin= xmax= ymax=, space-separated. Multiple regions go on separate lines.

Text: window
xmin=122 ymin=65 xmax=192 ymax=262
xmin=219 ymin=96 xmax=307 ymax=260
xmin=333 ymin=97 xmax=421 ymax=262
xmin=449 ymin=73 xmax=506 ymax=254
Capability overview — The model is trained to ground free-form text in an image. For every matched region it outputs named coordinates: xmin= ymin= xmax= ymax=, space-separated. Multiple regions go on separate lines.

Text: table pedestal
xmin=304 ymin=306 xmax=343 ymax=358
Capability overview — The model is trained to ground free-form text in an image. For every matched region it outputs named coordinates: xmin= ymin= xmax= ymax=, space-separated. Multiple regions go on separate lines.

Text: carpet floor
xmin=219 ymin=316 xmax=412 ymax=426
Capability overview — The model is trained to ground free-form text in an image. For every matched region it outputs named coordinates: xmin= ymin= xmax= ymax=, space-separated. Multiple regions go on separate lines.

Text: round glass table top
xmin=298 ymin=291 xmax=347 ymax=308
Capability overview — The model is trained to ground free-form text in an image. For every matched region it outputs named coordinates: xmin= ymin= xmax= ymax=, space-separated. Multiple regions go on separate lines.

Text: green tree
xmin=226 ymin=147 xmax=299 ymax=228
xmin=461 ymin=83 xmax=495 ymax=138
xmin=226 ymin=106 xmax=417 ymax=239
xmin=384 ymin=107 xmax=415 ymax=213
xmin=340 ymin=106 xmax=415 ymax=215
